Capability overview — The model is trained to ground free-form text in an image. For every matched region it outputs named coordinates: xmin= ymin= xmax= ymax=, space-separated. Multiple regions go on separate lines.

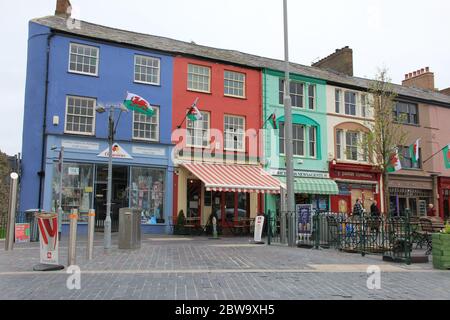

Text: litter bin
xmin=24 ymin=209 xmax=40 ymax=242
xmin=118 ymin=208 xmax=141 ymax=249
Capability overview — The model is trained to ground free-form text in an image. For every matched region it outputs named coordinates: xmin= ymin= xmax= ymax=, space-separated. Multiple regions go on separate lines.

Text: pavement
xmin=0 ymin=234 xmax=449 ymax=300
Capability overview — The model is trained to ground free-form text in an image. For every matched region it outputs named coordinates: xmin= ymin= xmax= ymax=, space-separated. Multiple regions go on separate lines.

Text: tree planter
xmin=432 ymin=233 xmax=450 ymax=270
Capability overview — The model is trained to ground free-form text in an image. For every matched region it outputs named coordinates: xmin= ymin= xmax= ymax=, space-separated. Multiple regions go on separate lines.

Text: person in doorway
xmin=370 ymin=200 xmax=380 ymax=217
xmin=352 ymin=198 xmax=364 ymax=217
xmin=427 ymin=203 xmax=437 ymax=217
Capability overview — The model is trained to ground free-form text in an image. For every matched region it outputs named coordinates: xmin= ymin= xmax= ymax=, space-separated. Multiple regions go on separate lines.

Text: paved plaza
xmin=0 ymin=234 xmax=449 ymax=300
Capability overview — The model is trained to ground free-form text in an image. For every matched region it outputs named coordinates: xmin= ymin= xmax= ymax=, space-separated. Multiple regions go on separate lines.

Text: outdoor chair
xmin=416 ymin=218 xmax=434 ymax=255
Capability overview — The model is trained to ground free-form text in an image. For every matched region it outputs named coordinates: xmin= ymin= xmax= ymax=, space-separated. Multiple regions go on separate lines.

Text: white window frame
xmin=187 ymin=64 xmax=211 ymax=93
xmin=132 ymin=107 xmax=160 ymax=142
xmin=64 ymin=95 xmax=96 ymax=136
xmin=279 ymin=79 xmax=304 ymax=108
xmin=224 ymin=114 xmax=246 ymax=152
xmin=134 ymin=55 xmax=161 ymax=85
xmin=309 ymin=126 xmax=317 ymax=158
xmin=224 ymin=70 xmax=246 ymax=98
xmin=344 ymin=91 xmax=357 ymax=116
xmin=335 ymin=89 xmax=341 ymax=113
xmin=336 ymin=129 xmax=369 ymax=162
xmin=68 ymin=43 xmax=99 ymax=76
xmin=346 ymin=131 xmax=359 ymax=161
xmin=308 ymin=84 xmax=316 ymax=110
xmin=186 ymin=111 xmax=210 ymax=148
xmin=279 ymin=122 xmax=305 ymax=157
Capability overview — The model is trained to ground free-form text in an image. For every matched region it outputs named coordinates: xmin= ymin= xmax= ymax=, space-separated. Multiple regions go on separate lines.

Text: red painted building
xmin=438 ymin=177 xmax=450 ymax=220
xmin=329 ymin=162 xmax=382 ymax=214
xmin=171 ymin=56 xmax=279 ymax=231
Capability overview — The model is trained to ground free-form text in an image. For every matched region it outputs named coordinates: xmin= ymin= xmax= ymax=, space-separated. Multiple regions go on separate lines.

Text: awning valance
xmin=181 ymin=163 xmax=281 ymax=194
xmin=278 ymin=177 xmax=339 ymax=195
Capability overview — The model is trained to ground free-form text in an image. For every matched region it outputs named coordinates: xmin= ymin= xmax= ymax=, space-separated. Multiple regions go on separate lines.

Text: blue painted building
xmin=20 ymin=18 xmax=175 ymax=234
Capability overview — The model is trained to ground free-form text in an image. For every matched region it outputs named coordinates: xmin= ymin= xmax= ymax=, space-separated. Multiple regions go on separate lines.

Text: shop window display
xmin=130 ymin=167 xmax=165 ymax=224
xmin=52 ymin=162 xmax=94 ymax=222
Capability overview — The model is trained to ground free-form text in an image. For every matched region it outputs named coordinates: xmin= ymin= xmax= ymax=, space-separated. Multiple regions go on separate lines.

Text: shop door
xmin=95 ymin=165 xmax=129 ymax=232
xmin=187 ymin=179 xmax=202 ymax=225
xmin=331 ymin=195 xmax=351 ymax=214
xmin=444 ymin=197 xmax=449 ymax=221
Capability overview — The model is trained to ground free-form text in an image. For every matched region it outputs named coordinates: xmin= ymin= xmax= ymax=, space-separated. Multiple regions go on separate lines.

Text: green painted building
xmin=262 ymin=69 xmax=339 ymax=216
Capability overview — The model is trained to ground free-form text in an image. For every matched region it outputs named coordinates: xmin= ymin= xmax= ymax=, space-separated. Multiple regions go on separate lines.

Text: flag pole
xmin=422 ymin=145 xmax=447 ymax=165
xmin=177 ymin=97 xmax=199 ymax=129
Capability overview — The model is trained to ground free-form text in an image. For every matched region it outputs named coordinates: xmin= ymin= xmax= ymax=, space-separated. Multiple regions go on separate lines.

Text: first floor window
xmin=336 ymin=129 xmax=343 ymax=159
xmin=279 ymin=79 xmax=304 ymax=108
xmin=134 ymin=55 xmax=160 ymax=85
xmin=187 ymin=111 xmax=210 ymax=147
xmin=309 ymin=127 xmax=316 ymax=158
xmin=345 ymin=131 xmax=358 ymax=161
xmin=130 ymin=167 xmax=165 ymax=224
xmin=335 ymin=89 xmax=341 ymax=113
xmin=394 ymin=102 xmax=418 ymax=125
xmin=308 ymin=84 xmax=316 ymax=110
xmin=69 ymin=43 xmax=99 ymax=76
xmin=279 ymin=123 xmax=305 ymax=156
xmin=345 ymin=91 xmax=357 ymax=116
xmin=188 ymin=64 xmax=211 ymax=92
xmin=400 ymin=146 xmax=421 ymax=169
xmin=224 ymin=70 xmax=245 ymax=98
xmin=133 ymin=107 xmax=159 ymax=141
xmin=224 ymin=115 xmax=245 ymax=151
xmin=52 ymin=163 xmax=94 ymax=222
xmin=65 ymin=96 xmax=96 ymax=135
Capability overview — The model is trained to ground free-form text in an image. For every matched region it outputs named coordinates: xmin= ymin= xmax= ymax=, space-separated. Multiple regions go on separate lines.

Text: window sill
xmin=394 ymin=122 xmax=420 ymax=127
xmin=187 ymin=89 xmax=211 ymax=95
xmin=67 ymin=70 xmax=99 ymax=78
xmin=63 ymin=131 xmax=96 ymax=137
xmin=134 ymin=80 xmax=161 ymax=87
xmin=224 ymin=94 xmax=246 ymax=100
xmin=132 ymin=138 xmax=160 ymax=144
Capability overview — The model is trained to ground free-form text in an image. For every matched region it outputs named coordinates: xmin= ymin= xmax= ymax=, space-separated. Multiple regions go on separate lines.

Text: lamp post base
xmin=33 ymin=264 xmax=65 ymax=272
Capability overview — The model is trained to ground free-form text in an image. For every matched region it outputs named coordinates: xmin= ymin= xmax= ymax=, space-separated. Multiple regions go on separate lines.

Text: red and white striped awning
xmin=181 ymin=163 xmax=281 ymax=194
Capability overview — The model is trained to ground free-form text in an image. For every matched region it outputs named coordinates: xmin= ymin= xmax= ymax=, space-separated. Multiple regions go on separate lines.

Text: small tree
xmin=174 ymin=210 xmax=186 ymax=235
xmin=366 ymin=69 xmax=408 ymax=214
xmin=0 ymin=151 xmax=10 ymax=219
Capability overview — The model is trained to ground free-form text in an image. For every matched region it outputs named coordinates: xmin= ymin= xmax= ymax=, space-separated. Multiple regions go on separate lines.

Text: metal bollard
xmin=68 ymin=208 xmax=78 ymax=266
xmin=87 ymin=209 xmax=95 ymax=260
xmin=5 ymin=173 xmax=19 ymax=251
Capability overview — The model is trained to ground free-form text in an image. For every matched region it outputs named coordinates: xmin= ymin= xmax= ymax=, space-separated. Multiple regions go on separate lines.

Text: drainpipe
xmin=37 ymin=31 xmax=55 ymax=210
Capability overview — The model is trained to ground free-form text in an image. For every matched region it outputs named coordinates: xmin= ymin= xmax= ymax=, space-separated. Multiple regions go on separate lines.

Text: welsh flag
xmin=409 ymin=138 xmax=420 ymax=164
xmin=444 ymin=144 xmax=450 ymax=169
xmin=123 ymin=92 xmax=154 ymax=117
xmin=187 ymin=98 xmax=202 ymax=121
xmin=387 ymin=148 xmax=402 ymax=173
xmin=266 ymin=113 xmax=277 ymax=129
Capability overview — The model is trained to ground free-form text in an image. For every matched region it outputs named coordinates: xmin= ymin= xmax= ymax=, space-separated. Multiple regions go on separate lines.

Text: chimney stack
xmin=55 ymin=0 xmax=72 ymax=18
xmin=312 ymin=46 xmax=353 ymax=76
xmin=402 ymin=66 xmax=435 ymax=91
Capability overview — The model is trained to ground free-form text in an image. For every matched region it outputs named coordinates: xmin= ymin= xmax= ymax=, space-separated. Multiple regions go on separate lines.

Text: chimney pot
xmin=421 ymin=68 xmax=425 ymax=74
xmin=405 ymin=74 xmax=409 ymax=79
xmin=413 ymin=71 xmax=417 ymax=77
xmin=426 ymin=67 xmax=430 ymax=72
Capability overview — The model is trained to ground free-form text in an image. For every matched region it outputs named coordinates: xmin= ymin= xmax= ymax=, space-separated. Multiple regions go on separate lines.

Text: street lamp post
xmin=96 ymin=104 xmax=128 ymax=251
xmin=283 ymin=0 xmax=297 ymax=247
xmin=51 ymin=145 xmax=64 ymax=240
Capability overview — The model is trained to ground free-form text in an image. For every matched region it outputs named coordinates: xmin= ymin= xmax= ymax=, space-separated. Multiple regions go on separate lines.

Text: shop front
xmin=329 ymin=162 xmax=382 ymax=214
xmin=43 ymin=136 xmax=174 ymax=235
xmin=174 ymin=162 xmax=281 ymax=233
xmin=438 ymin=177 xmax=450 ymax=220
xmin=388 ymin=175 xmax=434 ymax=217
xmin=265 ymin=169 xmax=339 ymax=216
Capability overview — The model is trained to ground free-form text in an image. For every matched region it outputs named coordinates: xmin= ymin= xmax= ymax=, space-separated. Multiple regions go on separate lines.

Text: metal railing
xmin=268 ymin=210 xmax=414 ymax=264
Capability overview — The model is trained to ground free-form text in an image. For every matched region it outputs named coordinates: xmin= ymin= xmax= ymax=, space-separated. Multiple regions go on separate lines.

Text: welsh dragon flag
xmin=124 ymin=92 xmax=154 ymax=117
xmin=387 ymin=148 xmax=402 ymax=173
xmin=444 ymin=144 xmax=450 ymax=169
xmin=409 ymin=139 xmax=420 ymax=164
xmin=187 ymin=98 xmax=202 ymax=121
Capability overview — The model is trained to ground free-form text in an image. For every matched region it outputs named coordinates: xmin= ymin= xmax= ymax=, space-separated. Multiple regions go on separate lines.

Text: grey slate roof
xmin=32 ymin=15 xmax=450 ymax=106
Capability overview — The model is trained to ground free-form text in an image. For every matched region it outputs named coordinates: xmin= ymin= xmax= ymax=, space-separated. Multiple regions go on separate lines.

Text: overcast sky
xmin=1 ymin=0 xmax=449 ymax=156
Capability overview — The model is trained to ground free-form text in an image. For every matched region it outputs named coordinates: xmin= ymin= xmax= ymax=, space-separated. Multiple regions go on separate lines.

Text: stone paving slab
xmin=0 ymin=234 xmax=448 ymax=300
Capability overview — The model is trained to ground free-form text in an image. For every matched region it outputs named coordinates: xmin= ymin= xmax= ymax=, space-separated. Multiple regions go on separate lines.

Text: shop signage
xmin=254 ymin=216 xmax=265 ymax=242
xmin=335 ymin=171 xmax=375 ymax=180
xmin=62 ymin=140 xmax=100 ymax=151
xmin=68 ymin=167 xmax=79 ymax=176
xmin=98 ymin=143 xmax=133 ymax=159
xmin=132 ymin=146 xmax=166 ymax=156
xmin=269 ymin=169 xmax=329 ymax=179
xmin=36 ymin=213 xmax=59 ymax=265
xmin=15 ymin=223 xmax=30 ymax=243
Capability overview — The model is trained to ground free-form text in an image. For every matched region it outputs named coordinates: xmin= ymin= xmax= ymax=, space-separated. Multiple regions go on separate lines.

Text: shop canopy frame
xmin=181 ymin=163 xmax=281 ymax=194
